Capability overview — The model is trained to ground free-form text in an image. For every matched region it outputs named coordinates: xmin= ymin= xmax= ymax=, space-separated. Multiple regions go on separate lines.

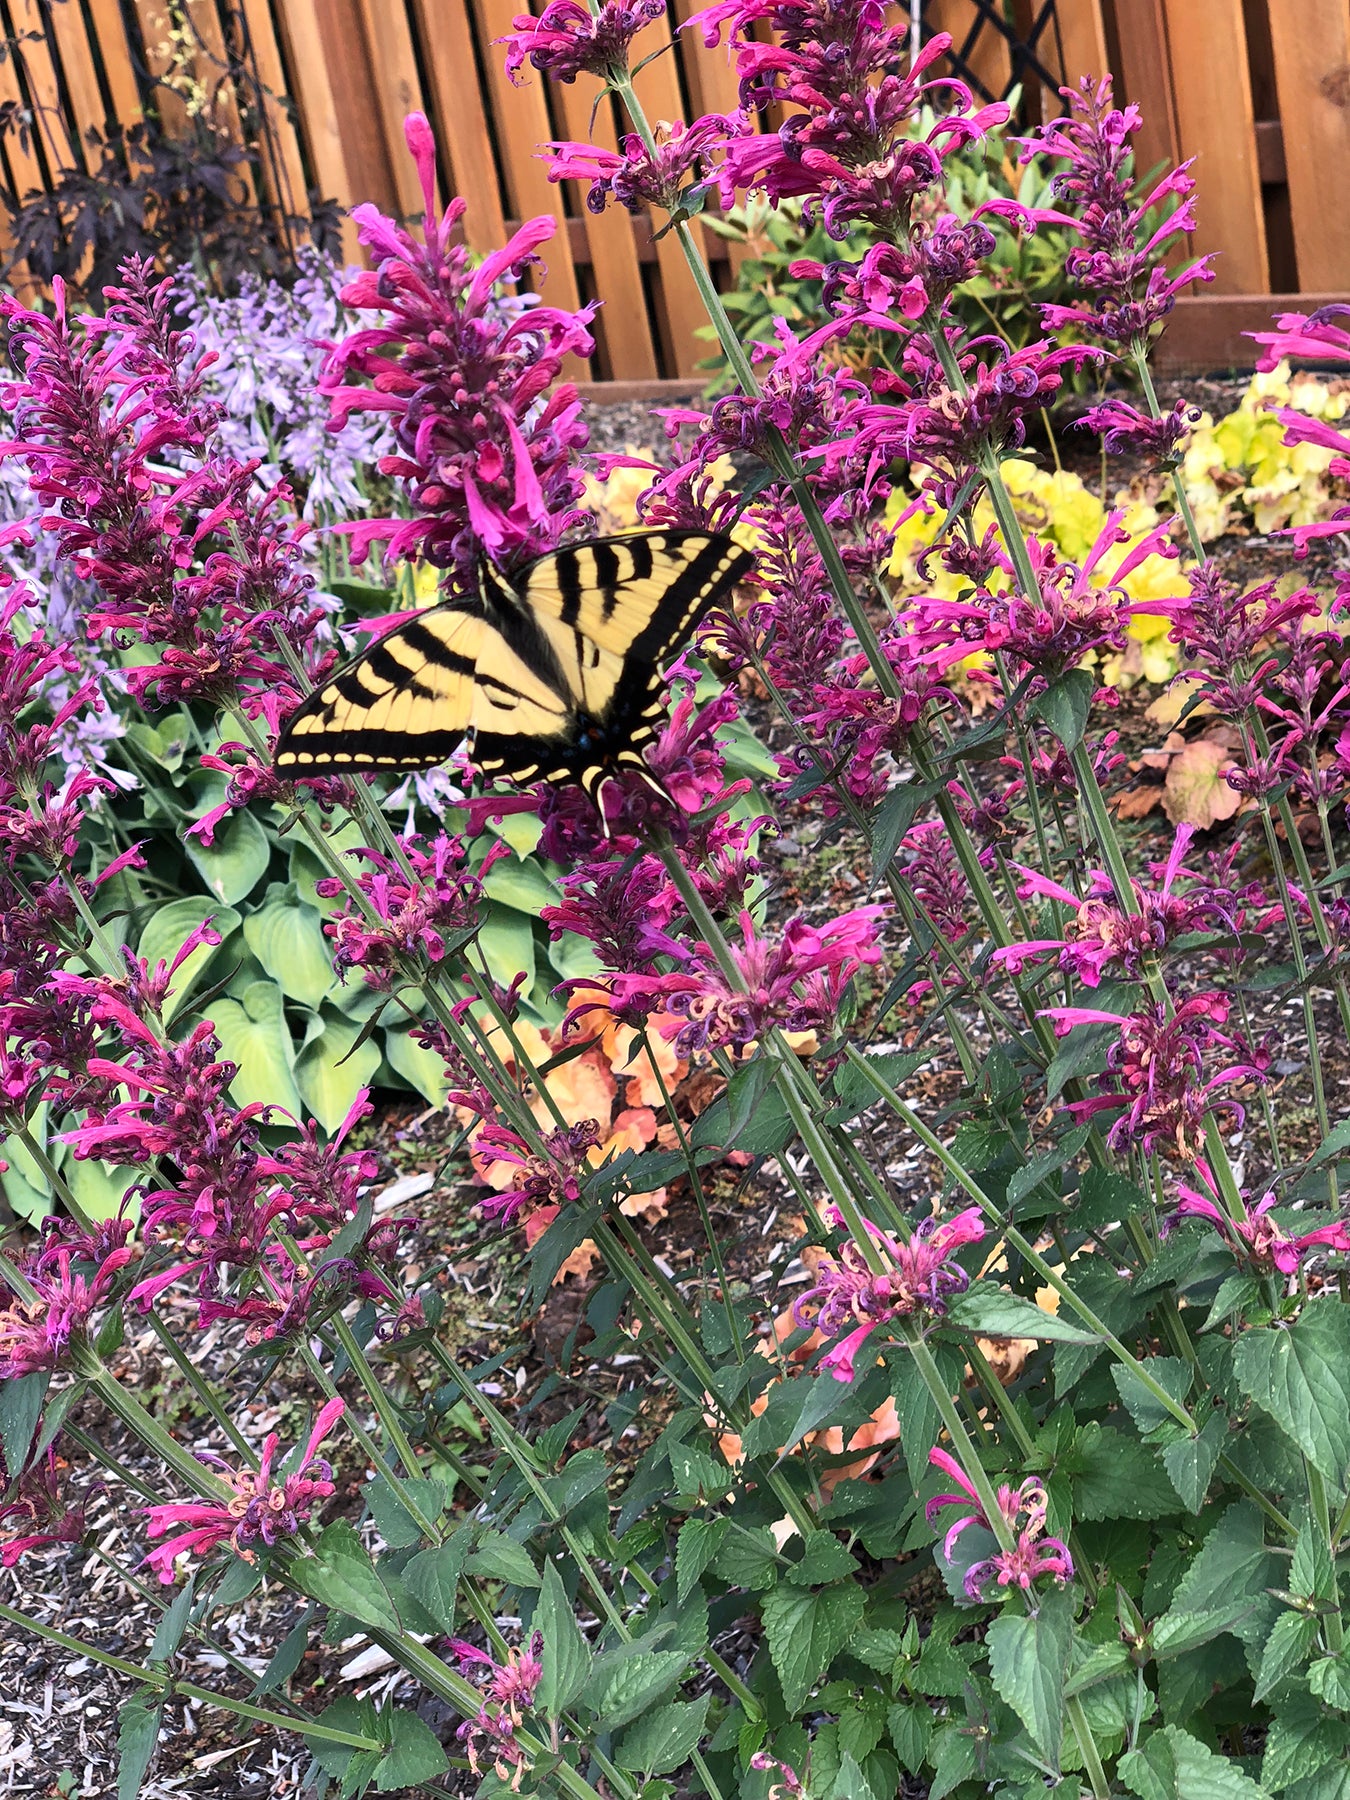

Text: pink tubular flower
xmin=0 ymin=1452 xmax=86 ymax=1566
xmin=473 ymin=1118 xmax=604 ymax=1227
xmin=0 ymin=1245 xmax=133 ymax=1378
xmin=546 ymin=115 xmax=741 ymax=216
xmin=926 ymin=1446 xmax=1073 ymax=1601
xmin=607 ymin=905 xmax=884 ymax=1057
xmin=1042 ymin=993 xmax=1268 ymax=1163
xmin=322 ymin=115 xmax=594 ymax=585
xmin=993 ymin=74 xmax=1213 ymax=345
xmin=1080 ymin=396 xmax=1202 ymax=466
xmin=1169 ymin=1162 xmax=1350 ymax=1278
xmin=448 ymin=1633 xmax=542 ymax=1788
xmin=316 ymin=832 xmax=493 ymax=988
xmin=142 ymin=1398 xmax=344 ymax=1584
xmin=698 ymin=9 xmax=1007 ymax=240
xmin=992 ymin=824 xmax=1231 ymax=988
xmin=794 ymin=1207 xmax=986 ymax=1380
xmin=502 ymin=0 xmax=664 ymax=83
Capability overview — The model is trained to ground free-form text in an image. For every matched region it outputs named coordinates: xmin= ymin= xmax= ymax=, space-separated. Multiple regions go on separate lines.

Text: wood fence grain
xmin=0 ymin=0 xmax=1342 ymax=378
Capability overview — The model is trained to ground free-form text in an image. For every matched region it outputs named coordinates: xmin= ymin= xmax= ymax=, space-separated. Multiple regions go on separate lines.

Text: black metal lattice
xmin=921 ymin=0 xmax=1069 ymax=109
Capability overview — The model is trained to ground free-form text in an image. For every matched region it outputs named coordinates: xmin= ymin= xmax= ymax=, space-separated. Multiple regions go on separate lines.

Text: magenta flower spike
xmin=322 ymin=114 xmax=595 ymax=588
xmin=142 ymin=1397 xmax=345 ymax=1584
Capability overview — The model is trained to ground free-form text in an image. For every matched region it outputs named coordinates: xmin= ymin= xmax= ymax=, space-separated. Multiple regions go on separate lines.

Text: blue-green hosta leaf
xmin=137 ymin=896 xmax=240 ymax=1022
xmin=243 ymin=898 xmax=334 ymax=1009
xmin=294 ymin=1006 xmax=381 ymax=1132
xmin=210 ymin=980 xmax=303 ymax=1118
xmin=381 ymin=1023 xmax=450 ymax=1108
xmin=184 ymin=807 xmax=270 ymax=904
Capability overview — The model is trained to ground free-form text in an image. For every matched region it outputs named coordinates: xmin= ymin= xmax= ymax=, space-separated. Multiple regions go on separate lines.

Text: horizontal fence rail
xmin=0 ymin=0 xmax=1344 ymax=377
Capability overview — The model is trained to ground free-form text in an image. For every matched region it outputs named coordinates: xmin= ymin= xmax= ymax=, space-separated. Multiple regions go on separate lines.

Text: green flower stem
xmin=1132 ymin=341 xmax=1208 ymax=566
xmin=842 ymin=1052 xmax=1192 ymax=1428
xmin=145 ymin=1311 xmax=258 ymax=1466
xmin=846 ymin=1050 xmax=1297 ymax=1534
xmin=0 ymin=1598 xmax=172 ymax=1688
xmin=1306 ymin=1464 xmax=1345 ymax=1653
xmin=643 ymin=1027 xmax=743 ymax=1359
xmin=10 ymin=1121 xmax=97 ymax=1234
xmin=606 ymin=71 xmax=901 ymax=700
xmin=1068 ymin=1694 xmax=1111 ymax=1800
xmin=79 ymin=1354 xmax=235 ymax=1501
xmin=361 ymin=1628 xmax=621 ymax=1800
xmin=428 ymin=1349 xmax=755 ymax=1769
xmin=901 ymin=1323 xmax=1016 ymax=1557
xmin=292 ymin=1336 xmax=444 ymax=1547
xmin=171 ymin=1682 xmax=384 ymax=1751
xmin=65 ymin=1422 xmax=169 ymax=1504
xmin=596 ymin=1206 xmax=820 ymax=1539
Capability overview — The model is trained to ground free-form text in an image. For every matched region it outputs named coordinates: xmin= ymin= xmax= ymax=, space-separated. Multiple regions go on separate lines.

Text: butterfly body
xmin=274 ymin=531 xmax=753 ymax=802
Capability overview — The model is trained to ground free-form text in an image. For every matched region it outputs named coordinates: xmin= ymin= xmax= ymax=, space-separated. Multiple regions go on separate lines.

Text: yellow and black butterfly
xmin=273 ymin=531 xmax=753 ymax=807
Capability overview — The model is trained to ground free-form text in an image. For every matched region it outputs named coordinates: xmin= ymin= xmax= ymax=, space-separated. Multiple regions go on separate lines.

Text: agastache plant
xmin=3 ymin=21 xmax=1350 ymax=1800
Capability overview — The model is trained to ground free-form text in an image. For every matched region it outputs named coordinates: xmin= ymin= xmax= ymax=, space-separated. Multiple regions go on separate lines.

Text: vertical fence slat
xmin=1043 ymin=0 xmax=1110 ymax=91
xmin=238 ymin=0 xmax=310 ymax=226
xmin=1159 ymin=0 xmax=1267 ymax=293
xmin=629 ymin=7 xmax=715 ymax=377
xmin=466 ymin=0 xmax=584 ymax=320
xmin=11 ymin=0 xmax=76 ymax=167
xmin=553 ymin=78 xmax=659 ymax=381
xmin=353 ymin=0 xmax=426 ymax=225
xmin=270 ymin=0 xmax=364 ymax=259
xmin=47 ymin=1 xmax=109 ymax=151
xmin=1104 ymin=0 xmax=1181 ymax=184
xmin=185 ymin=0 xmax=256 ymax=206
xmin=132 ymin=0 xmax=191 ymax=135
xmin=927 ymin=0 xmax=1012 ymax=100
xmin=1266 ymin=0 xmax=1350 ymax=292
xmin=408 ymin=0 xmax=505 ymax=251
xmin=85 ymin=0 xmax=142 ymax=130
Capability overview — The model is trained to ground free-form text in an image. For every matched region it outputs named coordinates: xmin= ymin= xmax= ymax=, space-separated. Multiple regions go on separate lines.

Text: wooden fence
xmin=0 ymin=0 xmax=1346 ymax=381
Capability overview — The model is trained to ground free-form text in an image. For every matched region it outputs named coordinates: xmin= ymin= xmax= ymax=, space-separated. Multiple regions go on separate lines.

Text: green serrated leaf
xmin=592 ymin=1648 xmax=688 ymax=1732
xmin=616 ymin=1695 xmax=710 ymax=1775
xmin=364 ymin=1475 xmax=443 ymax=1551
xmin=676 ymin=1517 xmax=729 ymax=1603
xmin=945 ymin=1284 xmax=1097 ymax=1343
xmin=147 ymin=1575 xmax=195 ymax=1666
xmin=251 ymin=1609 xmax=314 ymax=1697
xmin=466 ymin=1530 xmax=541 ymax=1589
xmin=1234 ymin=1303 xmax=1350 ymax=1482
xmin=538 ymin=1561 xmax=591 ymax=1719
xmin=986 ymin=1587 xmax=1073 ymax=1767
xmin=0 ymin=1370 xmax=48 ymax=1477
xmin=760 ymin=1582 xmax=866 ymax=1713
xmin=1310 ymin=1652 xmax=1350 ymax=1711
xmin=1263 ymin=1689 xmax=1350 ymax=1792
xmin=1032 ymin=667 xmax=1096 ymax=750
xmin=1121 ymin=1723 xmax=1270 ymax=1800
xmin=1112 ymin=1358 xmax=1193 ymax=1438
xmin=290 ymin=1521 xmax=402 ymax=1633
xmin=399 ymin=1534 xmax=470 ymax=1632
xmin=1254 ymin=1612 xmax=1320 ymax=1705
xmin=375 ymin=1707 xmax=449 ymax=1792
xmin=1162 ymin=1412 xmax=1228 ymax=1512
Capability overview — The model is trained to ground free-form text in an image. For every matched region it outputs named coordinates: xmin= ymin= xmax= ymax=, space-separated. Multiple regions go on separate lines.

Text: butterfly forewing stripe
xmin=630 ymin=535 xmax=752 ymax=661
xmin=396 ymin=618 xmax=478 ymax=677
